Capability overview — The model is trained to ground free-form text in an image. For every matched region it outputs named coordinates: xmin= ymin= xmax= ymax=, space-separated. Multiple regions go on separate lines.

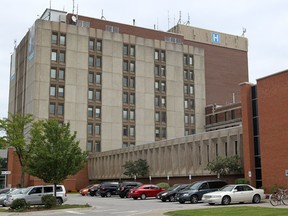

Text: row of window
xmin=88 ymin=89 xmax=101 ymax=101
xmin=184 ymin=99 xmax=194 ymax=109
xmin=87 ymin=140 xmax=101 ymax=152
xmin=155 ymin=111 xmax=166 ymax=123
xmin=155 ymin=65 xmax=166 ymax=77
xmin=123 ymin=109 xmax=135 ymax=121
xmin=88 ymin=123 xmax=101 ymax=135
xmin=51 ymin=33 xmax=66 ymax=46
xmin=123 ymin=60 xmax=135 ymax=72
xmin=184 ymin=69 xmax=194 ymax=80
xmin=88 ymin=107 xmax=101 ymax=118
xmin=123 ymin=77 xmax=135 ymax=88
xmin=49 ymin=103 xmax=64 ymax=116
xmin=50 ymin=86 xmax=64 ymax=97
xmin=155 ymin=50 xmax=166 ymax=62
xmin=122 ymin=142 xmax=135 ymax=148
xmin=51 ymin=68 xmax=65 ymax=80
xmin=123 ymin=92 xmax=135 ymax=104
xmin=183 ymin=54 xmax=193 ymax=66
xmin=155 ymin=127 xmax=166 ymax=138
xmin=155 ymin=80 xmax=166 ymax=92
xmin=184 ymin=114 xmax=195 ymax=124
xmin=184 ymin=84 xmax=194 ymax=95
xmin=88 ymin=55 xmax=102 ymax=68
xmin=123 ymin=125 xmax=135 ymax=137
xmin=89 ymin=39 xmax=102 ymax=52
xmin=123 ymin=44 xmax=135 ymax=57
xmin=88 ymin=72 xmax=102 ymax=84
xmin=51 ymin=50 xmax=65 ymax=63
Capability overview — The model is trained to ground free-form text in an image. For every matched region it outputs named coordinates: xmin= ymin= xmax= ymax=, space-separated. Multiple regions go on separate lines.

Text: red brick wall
xmin=257 ymin=71 xmax=288 ymax=190
xmin=240 ymin=83 xmax=256 ymax=186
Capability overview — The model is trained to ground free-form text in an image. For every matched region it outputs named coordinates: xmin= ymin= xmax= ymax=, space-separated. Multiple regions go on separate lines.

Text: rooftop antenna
xmin=14 ymin=40 xmax=17 ymax=50
xmin=101 ymin=9 xmax=106 ymax=20
xmin=49 ymin=0 xmax=51 ymax=21
xmin=241 ymin=27 xmax=246 ymax=37
xmin=168 ymin=11 xmax=170 ymax=30
xmin=177 ymin=11 xmax=182 ymax=24
xmin=72 ymin=0 xmax=75 ymax=14
xmin=187 ymin=13 xmax=190 ymax=25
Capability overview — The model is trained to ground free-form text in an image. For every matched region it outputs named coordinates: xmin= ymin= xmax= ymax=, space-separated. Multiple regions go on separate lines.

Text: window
xmin=130 ymin=110 xmax=135 ymax=120
xmin=154 ymin=50 xmax=159 ymax=60
xmin=123 ymin=93 xmax=128 ymax=103
xmin=51 ymin=68 xmax=57 ymax=79
xmin=95 ymin=142 xmax=101 ymax=152
xmin=185 ymin=114 xmax=189 ymax=124
xmin=123 ymin=126 xmax=128 ymax=136
xmin=88 ymin=56 xmax=94 ymax=66
xmin=184 ymin=70 xmax=188 ymax=79
xmin=123 ymin=60 xmax=128 ymax=71
xmin=59 ymin=52 xmax=65 ymax=63
xmin=122 ymin=142 xmax=128 ymax=148
xmin=88 ymin=107 xmax=93 ymax=117
xmin=96 ymin=56 xmax=102 ymax=68
xmin=87 ymin=141 xmax=93 ymax=152
xmin=58 ymin=87 xmax=64 ymax=97
xmin=161 ymin=97 xmax=166 ymax=106
xmin=160 ymin=51 xmax=165 ymax=61
xmin=95 ymin=107 xmax=101 ymax=118
xmin=95 ymin=90 xmax=101 ymax=101
xmin=87 ymin=124 xmax=93 ymax=135
xmin=123 ymin=77 xmax=128 ymax=87
xmin=184 ymin=85 xmax=188 ymax=94
xmin=123 ymin=109 xmax=128 ymax=120
xmin=161 ymin=82 xmax=166 ymax=92
xmin=130 ymin=78 xmax=135 ymax=88
xmin=189 ymin=56 xmax=193 ymax=65
xmin=51 ymin=51 xmax=57 ymax=61
xmin=88 ymin=72 xmax=94 ymax=83
xmin=96 ymin=40 xmax=102 ymax=52
xmin=189 ymin=70 xmax=193 ymax=80
xmin=123 ymin=44 xmax=128 ymax=55
xmin=95 ymin=73 xmax=101 ymax=84
xmin=155 ymin=81 xmax=159 ymax=91
xmin=161 ymin=128 xmax=166 ymax=138
xmin=58 ymin=104 xmax=64 ymax=115
xmin=161 ymin=112 xmax=166 ymax=123
xmin=59 ymin=69 xmax=65 ymax=80
xmin=95 ymin=124 xmax=101 ymax=135
xmin=130 ymin=126 xmax=135 ymax=137
xmin=130 ymin=62 xmax=135 ymax=72
xmin=155 ymin=96 xmax=160 ymax=106
xmin=88 ymin=89 xmax=93 ymax=100
xmin=49 ymin=103 xmax=55 ymax=114
xmin=155 ymin=128 xmax=160 ymax=138
xmin=190 ymin=115 xmax=195 ymax=124
xmin=189 ymin=85 xmax=194 ymax=94
xmin=130 ymin=46 xmax=135 ymax=56
xmin=50 ymin=86 xmax=56 ymax=96
xmin=89 ymin=39 xmax=94 ymax=50
xmin=155 ymin=112 xmax=160 ymax=122
xmin=161 ymin=66 xmax=166 ymax=76
xmin=60 ymin=35 xmax=66 ymax=46
xmin=154 ymin=65 xmax=160 ymax=76
xmin=51 ymin=33 xmax=58 ymax=44
xmin=184 ymin=99 xmax=188 ymax=109
xmin=130 ymin=93 xmax=135 ymax=104
xmin=231 ymin=110 xmax=235 ymax=119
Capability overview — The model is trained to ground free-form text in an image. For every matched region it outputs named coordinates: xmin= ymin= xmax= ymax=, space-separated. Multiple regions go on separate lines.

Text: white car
xmin=202 ymin=184 xmax=265 ymax=205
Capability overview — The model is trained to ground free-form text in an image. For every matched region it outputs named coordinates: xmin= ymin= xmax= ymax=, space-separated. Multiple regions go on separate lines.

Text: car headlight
xmin=183 ymin=193 xmax=189 ymax=197
xmin=162 ymin=193 xmax=167 ymax=196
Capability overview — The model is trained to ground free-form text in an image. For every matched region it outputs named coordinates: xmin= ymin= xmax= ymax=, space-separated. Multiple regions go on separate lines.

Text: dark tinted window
xmin=44 ymin=187 xmax=53 ymax=193
xmin=209 ymin=181 xmax=227 ymax=189
xmin=30 ymin=187 xmax=42 ymax=194
xmin=199 ymin=183 xmax=209 ymax=190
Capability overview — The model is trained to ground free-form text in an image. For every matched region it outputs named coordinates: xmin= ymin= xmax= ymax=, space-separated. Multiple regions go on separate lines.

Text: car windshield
xmin=10 ymin=188 xmax=27 ymax=195
xmin=168 ymin=184 xmax=179 ymax=191
xmin=188 ymin=182 xmax=201 ymax=190
xmin=219 ymin=185 xmax=235 ymax=192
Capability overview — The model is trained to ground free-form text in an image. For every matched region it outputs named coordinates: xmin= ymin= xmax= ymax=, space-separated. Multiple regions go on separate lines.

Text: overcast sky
xmin=0 ymin=0 xmax=287 ymax=118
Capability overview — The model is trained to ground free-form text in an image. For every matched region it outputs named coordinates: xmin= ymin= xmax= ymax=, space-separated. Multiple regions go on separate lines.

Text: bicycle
xmin=269 ymin=188 xmax=288 ymax=206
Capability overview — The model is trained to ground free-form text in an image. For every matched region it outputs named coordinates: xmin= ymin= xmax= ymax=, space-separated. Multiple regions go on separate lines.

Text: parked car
xmin=157 ymin=184 xmax=190 ymax=202
xmin=98 ymin=182 xmax=119 ymax=197
xmin=176 ymin=180 xmax=227 ymax=204
xmin=89 ymin=184 xmax=101 ymax=196
xmin=129 ymin=184 xmax=166 ymax=200
xmin=117 ymin=182 xmax=142 ymax=198
xmin=202 ymin=184 xmax=265 ymax=205
xmin=0 ymin=188 xmax=17 ymax=206
xmin=79 ymin=184 xmax=98 ymax=196
xmin=4 ymin=185 xmax=67 ymax=206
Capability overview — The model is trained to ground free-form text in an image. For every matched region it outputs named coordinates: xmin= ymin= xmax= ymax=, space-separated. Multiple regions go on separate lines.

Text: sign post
xmin=1 ymin=171 xmax=11 ymax=188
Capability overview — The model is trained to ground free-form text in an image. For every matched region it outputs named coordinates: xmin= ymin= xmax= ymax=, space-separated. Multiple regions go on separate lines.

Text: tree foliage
xmin=123 ymin=159 xmax=149 ymax=178
xmin=26 ymin=119 xmax=87 ymax=195
xmin=206 ymin=155 xmax=243 ymax=176
xmin=0 ymin=113 xmax=34 ymax=186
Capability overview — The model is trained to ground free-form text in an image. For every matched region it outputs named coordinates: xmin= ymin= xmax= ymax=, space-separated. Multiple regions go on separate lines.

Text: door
xmin=26 ymin=186 xmax=43 ymax=204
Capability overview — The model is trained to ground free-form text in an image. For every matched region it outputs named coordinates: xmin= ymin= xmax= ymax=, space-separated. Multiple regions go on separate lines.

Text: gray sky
xmin=1 ymin=0 xmax=288 ymax=118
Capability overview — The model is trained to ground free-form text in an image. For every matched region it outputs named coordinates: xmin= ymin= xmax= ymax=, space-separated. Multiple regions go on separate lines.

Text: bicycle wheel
xmin=282 ymin=191 xmax=288 ymax=205
xmin=269 ymin=194 xmax=279 ymax=206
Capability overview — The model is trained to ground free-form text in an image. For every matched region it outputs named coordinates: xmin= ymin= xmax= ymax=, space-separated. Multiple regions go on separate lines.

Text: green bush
xmin=10 ymin=199 xmax=29 ymax=211
xmin=41 ymin=194 xmax=57 ymax=209
xmin=235 ymin=178 xmax=250 ymax=184
xmin=157 ymin=182 xmax=170 ymax=190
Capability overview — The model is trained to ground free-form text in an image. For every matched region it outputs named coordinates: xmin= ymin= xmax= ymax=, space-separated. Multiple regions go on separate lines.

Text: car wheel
xmin=120 ymin=194 xmax=125 ymax=198
xmin=100 ymin=194 xmax=105 ymax=197
xmin=140 ymin=193 xmax=147 ymax=200
xmin=190 ymin=195 xmax=198 ymax=204
xmin=169 ymin=195 xmax=175 ymax=202
xmin=253 ymin=194 xmax=261 ymax=203
xmin=106 ymin=192 xmax=112 ymax=197
xmin=161 ymin=198 xmax=167 ymax=202
xmin=179 ymin=200 xmax=185 ymax=204
xmin=222 ymin=196 xmax=231 ymax=205
xmin=56 ymin=198 xmax=63 ymax=205
xmin=209 ymin=203 xmax=215 ymax=205
xmin=133 ymin=197 xmax=138 ymax=200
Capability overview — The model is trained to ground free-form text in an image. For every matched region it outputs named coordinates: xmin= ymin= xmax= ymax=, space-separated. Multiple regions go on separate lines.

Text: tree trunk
xmin=20 ymin=166 xmax=25 ymax=187
xmin=54 ymin=183 xmax=57 ymax=197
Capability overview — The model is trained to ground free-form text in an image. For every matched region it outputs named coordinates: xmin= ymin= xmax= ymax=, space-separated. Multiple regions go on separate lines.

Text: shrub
xmin=157 ymin=182 xmax=170 ymax=190
xmin=10 ymin=199 xmax=29 ymax=211
xmin=235 ymin=178 xmax=250 ymax=184
xmin=41 ymin=194 xmax=57 ymax=209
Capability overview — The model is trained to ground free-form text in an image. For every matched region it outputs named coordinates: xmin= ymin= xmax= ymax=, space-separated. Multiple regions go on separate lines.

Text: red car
xmin=128 ymin=184 xmax=165 ymax=200
xmin=79 ymin=184 xmax=98 ymax=196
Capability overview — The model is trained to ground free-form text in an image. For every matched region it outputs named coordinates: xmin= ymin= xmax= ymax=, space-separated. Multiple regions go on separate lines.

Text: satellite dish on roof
xmin=72 ymin=15 xmax=77 ymax=23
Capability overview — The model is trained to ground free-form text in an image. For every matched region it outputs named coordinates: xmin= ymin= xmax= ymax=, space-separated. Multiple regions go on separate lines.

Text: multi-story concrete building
xmin=7 ymin=9 xmax=248 ymax=189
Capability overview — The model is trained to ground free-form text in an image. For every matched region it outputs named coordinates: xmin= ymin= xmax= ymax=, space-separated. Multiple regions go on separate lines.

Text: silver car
xmin=4 ymin=185 xmax=67 ymax=206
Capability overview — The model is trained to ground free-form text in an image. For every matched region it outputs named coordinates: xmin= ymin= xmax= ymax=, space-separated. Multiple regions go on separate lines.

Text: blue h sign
xmin=212 ymin=33 xmax=221 ymax=44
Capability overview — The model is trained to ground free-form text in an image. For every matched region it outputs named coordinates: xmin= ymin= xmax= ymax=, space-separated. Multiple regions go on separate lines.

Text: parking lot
xmin=1 ymin=193 xmax=287 ymax=216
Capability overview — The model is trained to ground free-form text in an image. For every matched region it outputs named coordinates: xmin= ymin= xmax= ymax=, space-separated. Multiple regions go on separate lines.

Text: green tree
xmin=123 ymin=159 xmax=149 ymax=179
xmin=206 ymin=155 xmax=243 ymax=177
xmin=0 ymin=113 xmax=34 ymax=187
xmin=27 ymin=119 xmax=87 ymax=196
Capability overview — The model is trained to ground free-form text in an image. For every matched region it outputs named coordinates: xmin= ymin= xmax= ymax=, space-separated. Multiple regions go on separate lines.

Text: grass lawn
xmin=165 ymin=206 xmax=288 ymax=216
